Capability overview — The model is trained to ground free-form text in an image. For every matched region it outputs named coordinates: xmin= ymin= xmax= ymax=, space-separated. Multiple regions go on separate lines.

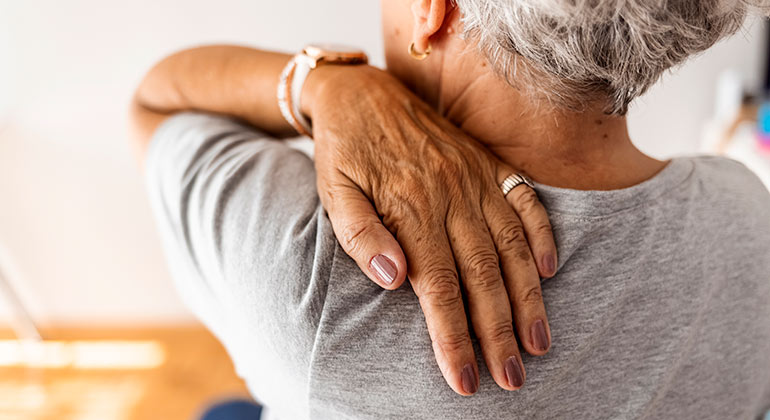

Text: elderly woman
xmin=131 ymin=0 xmax=770 ymax=418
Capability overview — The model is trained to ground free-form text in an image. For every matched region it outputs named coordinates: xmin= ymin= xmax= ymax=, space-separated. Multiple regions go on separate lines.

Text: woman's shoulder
xmin=685 ymin=155 xmax=770 ymax=206
xmin=680 ymin=155 xmax=770 ymax=242
xmin=686 ymin=154 xmax=766 ymax=187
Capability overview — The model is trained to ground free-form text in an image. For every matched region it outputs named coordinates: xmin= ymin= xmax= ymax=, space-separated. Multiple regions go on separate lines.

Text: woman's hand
xmin=129 ymin=44 xmax=554 ymax=394
xmin=303 ymin=65 xmax=557 ymax=395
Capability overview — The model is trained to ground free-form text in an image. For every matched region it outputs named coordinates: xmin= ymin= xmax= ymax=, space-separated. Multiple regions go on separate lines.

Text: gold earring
xmin=408 ymin=42 xmax=432 ymax=60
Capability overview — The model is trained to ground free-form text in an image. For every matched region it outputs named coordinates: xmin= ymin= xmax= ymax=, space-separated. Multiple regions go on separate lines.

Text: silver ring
xmin=500 ymin=173 xmax=534 ymax=197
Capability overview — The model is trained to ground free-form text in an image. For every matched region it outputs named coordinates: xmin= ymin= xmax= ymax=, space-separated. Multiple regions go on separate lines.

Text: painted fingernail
xmin=543 ymin=254 xmax=556 ymax=276
xmin=461 ymin=363 xmax=478 ymax=394
xmin=369 ymin=254 xmax=397 ymax=285
xmin=504 ymin=356 xmax=525 ymax=388
xmin=531 ymin=319 xmax=549 ymax=352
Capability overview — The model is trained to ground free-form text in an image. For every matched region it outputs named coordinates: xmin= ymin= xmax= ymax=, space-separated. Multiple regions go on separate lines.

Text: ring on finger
xmin=500 ymin=173 xmax=535 ymax=198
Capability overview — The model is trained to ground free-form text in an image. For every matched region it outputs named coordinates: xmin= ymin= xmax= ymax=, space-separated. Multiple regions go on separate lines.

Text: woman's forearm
xmin=131 ymin=45 xmax=559 ymax=395
xmin=130 ymin=44 xmax=364 ymax=156
xmin=132 ymin=45 xmax=298 ymax=147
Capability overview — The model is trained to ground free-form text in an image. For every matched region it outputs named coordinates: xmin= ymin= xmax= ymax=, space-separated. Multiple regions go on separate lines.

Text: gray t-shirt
xmin=145 ymin=113 xmax=770 ymax=420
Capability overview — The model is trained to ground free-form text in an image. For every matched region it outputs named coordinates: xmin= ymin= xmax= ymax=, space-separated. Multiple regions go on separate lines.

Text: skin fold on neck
xmin=436 ymin=42 xmax=668 ymax=191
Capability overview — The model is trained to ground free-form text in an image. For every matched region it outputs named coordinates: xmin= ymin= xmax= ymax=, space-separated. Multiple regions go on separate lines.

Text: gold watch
xmin=277 ymin=44 xmax=368 ymax=137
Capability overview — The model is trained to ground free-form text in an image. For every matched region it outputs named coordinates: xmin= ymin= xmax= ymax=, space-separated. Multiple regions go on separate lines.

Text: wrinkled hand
xmin=305 ymin=65 xmax=557 ymax=395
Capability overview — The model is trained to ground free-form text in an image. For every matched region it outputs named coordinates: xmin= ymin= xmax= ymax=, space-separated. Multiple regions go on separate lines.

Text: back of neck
xmin=439 ymin=67 xmax=666 ymax=190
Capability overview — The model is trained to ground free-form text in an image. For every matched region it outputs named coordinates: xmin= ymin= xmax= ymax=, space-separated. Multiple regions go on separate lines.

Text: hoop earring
xmin=408 ymin=42 xmax=432 ymax=60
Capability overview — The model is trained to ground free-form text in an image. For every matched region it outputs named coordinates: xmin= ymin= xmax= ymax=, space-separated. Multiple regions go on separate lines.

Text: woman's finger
xmin=396 ymin=216 xmax=480 ymax=396
xmin=446 ymin=206 xmax=527 ymax=390
xmin=483 ymin=192 xmax=552 ymax=357
xmin=321 ymin=170 xmax=407 ymax=290
xmin=497 ymin=165 xmax=558 ymax=279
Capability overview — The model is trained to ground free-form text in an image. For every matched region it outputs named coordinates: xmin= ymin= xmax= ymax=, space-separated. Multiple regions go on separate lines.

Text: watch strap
xmin=277 ymin=45 xmax=368 ymax=138
xmin=290 ymin=54 xmax=314 ymax=135
xmin=277 ymin=56 xmax=313 ymax=137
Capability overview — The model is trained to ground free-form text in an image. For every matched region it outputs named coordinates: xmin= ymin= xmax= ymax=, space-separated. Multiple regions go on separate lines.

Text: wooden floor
xmin=0 ymin=326 xmax=252 ymax=420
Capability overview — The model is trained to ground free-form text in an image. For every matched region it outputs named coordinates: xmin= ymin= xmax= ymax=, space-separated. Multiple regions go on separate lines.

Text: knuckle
xmin=483 ymin=321 xmax=516 ymax=345
xmin=516 ymin=188 xmax=541 ymax=214
xmin=417 ymin=271 xmax=463 ymax=308
xmin=495 ymin=223 xmax=528 ymax=252
xmin=338 ymin=220 xmax=377 ymax=255
xmin=465 ymin=250 xmax=502 ymax=292
xmin=519 ymin=285 xmax=544 ymax=305
xmin=533 ymin=222 xmax=553 ymax=237
xmin=383 ymin=208 xmax=430 ymax=241
xmin=434 ymin=331 xmax=472 ymax=355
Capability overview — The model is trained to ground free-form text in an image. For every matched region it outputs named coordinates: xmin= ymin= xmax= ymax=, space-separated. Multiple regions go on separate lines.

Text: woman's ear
xmin=410 ymin=0 xmax=450 ymax=54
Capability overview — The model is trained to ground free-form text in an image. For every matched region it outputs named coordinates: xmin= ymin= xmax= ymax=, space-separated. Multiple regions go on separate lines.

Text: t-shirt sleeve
xmin=144 ymin=112 xmax=334 ymax=408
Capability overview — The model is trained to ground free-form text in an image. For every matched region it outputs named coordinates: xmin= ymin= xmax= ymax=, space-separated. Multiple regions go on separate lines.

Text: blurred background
xmin=0 ymin=1 xmax=768 ymax=419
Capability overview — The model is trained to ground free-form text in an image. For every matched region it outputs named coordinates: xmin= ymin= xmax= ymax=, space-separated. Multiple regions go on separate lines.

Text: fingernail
xmin=504 ymin=356 xmax=525 ymax=388
xmin=543 ymin=254 xmax=556 ymax=276
xmin=461 ymin=363 xmax=478 ymax=394
xmin=369 ymin=254 xmax=397 ymax=285
xmin=531 ymin=319 xmax=549 ymax=352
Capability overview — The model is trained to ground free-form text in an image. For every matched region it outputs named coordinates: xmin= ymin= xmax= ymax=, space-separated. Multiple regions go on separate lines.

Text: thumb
xmin=323 ymin=176 xmax=407 ymax=290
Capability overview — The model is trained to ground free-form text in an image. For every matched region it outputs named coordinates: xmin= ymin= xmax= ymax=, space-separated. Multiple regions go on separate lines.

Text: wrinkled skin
xmin=308 ymin=65 xmax=556 ymax=395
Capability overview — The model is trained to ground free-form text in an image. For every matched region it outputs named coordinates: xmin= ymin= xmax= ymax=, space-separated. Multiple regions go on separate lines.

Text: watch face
xmin=306 ymin=44 xmax=364 ymax=55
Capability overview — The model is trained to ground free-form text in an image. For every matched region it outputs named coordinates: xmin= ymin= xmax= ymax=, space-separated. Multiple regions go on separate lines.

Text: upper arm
xmin=144 ymin=113 xmax=333 ymax=401
xmin=129 ymin=45 xmax=296 ymax=164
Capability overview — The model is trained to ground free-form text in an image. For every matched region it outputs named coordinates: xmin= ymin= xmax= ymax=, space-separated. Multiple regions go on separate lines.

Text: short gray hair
xmin=454 ymin=0 xmax=769 ymax=114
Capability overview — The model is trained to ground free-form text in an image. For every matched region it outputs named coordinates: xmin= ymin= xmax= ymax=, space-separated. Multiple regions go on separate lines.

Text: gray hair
xmin=454 ymin=0 xmax=769 ymax=114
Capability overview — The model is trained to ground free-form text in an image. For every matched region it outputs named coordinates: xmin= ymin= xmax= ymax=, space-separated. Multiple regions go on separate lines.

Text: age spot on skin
xmin=595 ymin=119 xmax=603 ymax=125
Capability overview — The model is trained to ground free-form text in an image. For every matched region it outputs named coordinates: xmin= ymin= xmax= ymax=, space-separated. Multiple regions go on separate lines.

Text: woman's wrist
xmin=300 ymin=64 xmax=368 ymax=122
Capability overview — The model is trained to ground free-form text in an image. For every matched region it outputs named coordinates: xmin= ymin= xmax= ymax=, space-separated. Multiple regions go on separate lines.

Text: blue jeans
xmin=199 ymin=399 xmax=262 ymax=420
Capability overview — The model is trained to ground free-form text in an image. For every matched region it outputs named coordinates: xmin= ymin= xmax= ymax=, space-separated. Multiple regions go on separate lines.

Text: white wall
xmin=0 ymin=1 xmax=765 ymax=326
xmin=628 ymin=18 xmax=766 ymax=158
